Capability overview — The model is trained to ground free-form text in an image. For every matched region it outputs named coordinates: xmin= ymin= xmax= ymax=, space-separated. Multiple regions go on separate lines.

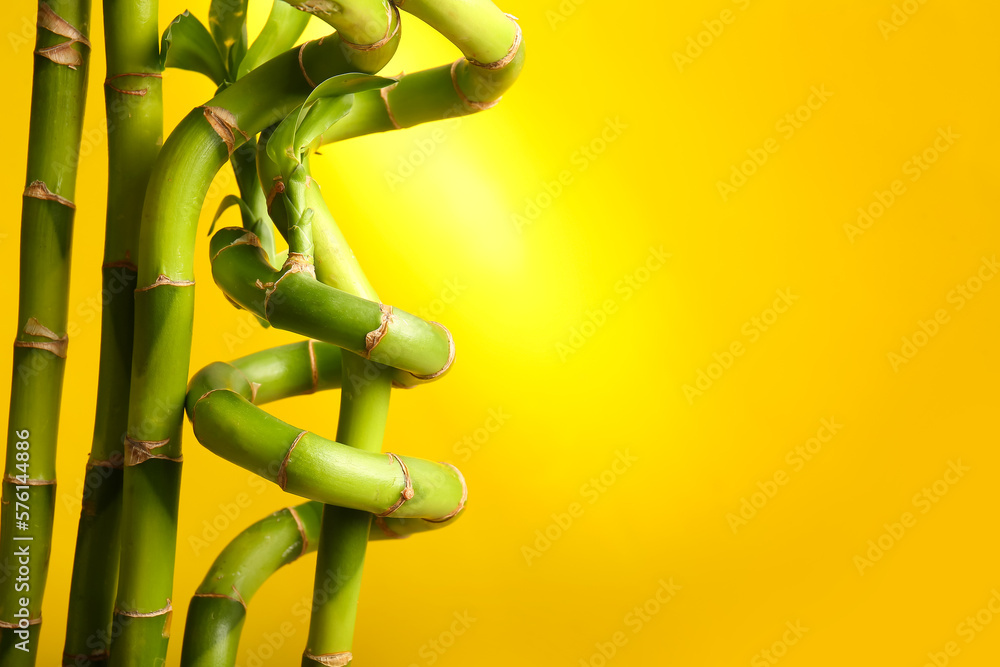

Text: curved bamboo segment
xmin=179 ymin=498 xmax=446 ymax=667
xmin=110 ymin=33 xmax=401 ymax=667
xmin=184 ymin=344 xmax=467 ymax=522
xmin=208 ymin=227 xmax=454 ymax=379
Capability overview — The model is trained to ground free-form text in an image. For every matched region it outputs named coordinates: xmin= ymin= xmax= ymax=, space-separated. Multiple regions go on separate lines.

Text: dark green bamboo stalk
xmin=0 ymin=2 xmax=91 ymax=664
xmin=61 ymin=2 xmax=162 ymax=665
xmin=109 ymin=32 xmax=401 ymax=666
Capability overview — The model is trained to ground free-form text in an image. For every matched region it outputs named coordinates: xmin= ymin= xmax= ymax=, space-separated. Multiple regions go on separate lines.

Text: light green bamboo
xmin=61 ymin=2 xmax=162 ymax=665
xmin=178 ymin=499 xmax=445 ymax=667
xmin=109 ymin=31 xmax=401 ymax=666
xmin=0 ymin=2 xmax=91 ymax=664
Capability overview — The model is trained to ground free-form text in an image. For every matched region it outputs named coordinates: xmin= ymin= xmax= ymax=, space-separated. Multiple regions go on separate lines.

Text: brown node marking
xmin=103 ymin=259 xmax=138 ymax=271
xmin=3 ymin=474 xmax=55 ymax=486
xmin=14 ymin=317 xmax=68 ymax=358
xmin=287 ymin=505 xmax=310 ymax=557
xmin=124 ymin=436 xmax=181 ymax=466
xmin=298 ymin=42 xmax=318 ymax=89
xmin=307 ymin=340 xmax=319 ymax=394
xmin=303 ymin=650 xmax=353 ymax=666
xmin=202 ymin=106 xmax=249 ymax=155
xmin=135 ymin=274 xmax=195 ymax=292
xmin=89 ymin=455 xmax=124 ymax=470
xmin=424 ymin=462 xmax=467 ymax=523
xmin=340 ymin=3 xmax=400 ymax=52
xmin=408 ymin=321 xmax=455 ymax=381
xmin=210 ymin=228 xmax=262 ymax=262
xmin=374 ymin=515 xmax=406 ymax=539
xmin=193 ymin=585 xmax=247 ymax=611
xmin=263 ymin=255 xmax=314 ymax=317
xmin=276 ymin=431 xmax=309 ymax=490
xmin=24 ymin=180 xmax=75 ymax=208
xmin=467 ymin=15 xmax=522 ymax=70
xmin=116 ymin=600 xmax=173 ymax=637
xmin=450 ymin=60 xmax=501 ymax=112
xmin=379 ymin=73 xmax=404 ymax=129
xmin=0 ymin=616 xmax=41 ymax=628
xmin=103 ymin=73 xmax=162 ymax=97
xmin=265 ymin=177 xmax=286 ymax=212
xmin=377 ymin=452 xmax=414 ymax=517
xmin=364 ymin=304 xmax=393 ymax=358
xmin=36 ymin=3 xmax=91 ymax=69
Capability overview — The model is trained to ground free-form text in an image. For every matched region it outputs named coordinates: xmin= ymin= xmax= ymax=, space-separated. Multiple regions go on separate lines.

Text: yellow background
xmin=1 ymin=0 xmax=999 ymax=664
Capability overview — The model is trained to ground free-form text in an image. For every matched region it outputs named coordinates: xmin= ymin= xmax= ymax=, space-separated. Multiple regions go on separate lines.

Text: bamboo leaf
xmin=209 ymin=0 xmax=250 ymax=77
xmin=238 ymin=0 xmax=311 ymax=79
xmin=160 ymin=11 xmax=228 ymax=84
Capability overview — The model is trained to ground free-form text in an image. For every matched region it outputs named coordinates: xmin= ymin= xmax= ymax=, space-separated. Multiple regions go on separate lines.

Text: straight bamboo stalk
xmin=61 ymin=2 xmax=162 ymax=665
xmin=0 ymin=2 xmax=91 ymax=664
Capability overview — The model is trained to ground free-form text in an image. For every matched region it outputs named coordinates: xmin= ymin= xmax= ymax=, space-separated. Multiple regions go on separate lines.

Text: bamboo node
xmin=0 ymin=616 xmax=41 ymax=628
xmin=298 ymin=42 xmax=318 ymax=89
xmin=378 ymin=453 xmax=414 ymax=516
xmin=210 ymin=229 xmax=262 ymax=262
xmin=307 ymin=340 xmax=319 ymax=394
xmin=424 ymin=462 xmax=467 ymax=523
xmin=23 ymin=180 xmax=75 ymax=209
xmin=467 ymin=16 xmax=522 ymax=70
xmin=277 ymin=431 xmax=309 ymax=490
xmin=14 ymin=317 xmax=69 ymax=358
xmin=202 ymin=106 xmax=249 ymax=155
xmin=303 ymin=650 xmax=353 ymax=666
xmin=3 ymin=474 xmax=55 ymax=486
xmin=287 ymin=505 xmax=310 ymax=557
xmin=135 ymin=274 xmax=195 ymax=292
xmin=374 ymin=515 xmax=407 ymax=539
xmin=408 ymin=321 xmax=455 ymax=381
xmin=36 ymin=3 xmax=90 ymax=69
xmin=450 ymin=60 xmax=502 ymax=111
xmin=124 ymin=436 xmax=181 ymax=466
xmin=379 ymin=74 xmax=404 ymax=129
xmin=364 ymin=304 xmax=394 ymax=358
xmin=340 ymin=4 xmax=400 ymax=52
xmin=192 ymin=586 xmax=247 ymax=611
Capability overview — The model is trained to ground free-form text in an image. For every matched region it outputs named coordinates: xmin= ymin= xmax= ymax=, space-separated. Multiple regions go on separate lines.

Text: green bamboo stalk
xmin=61 ymin=2 xmax=162 ymax=665
xmin=184 ymin=355 xmax=465 ymax=520
xmin=109 ymin=32 xmax=401 ymax=666
xmin=179 ymin=499 xmax=446 ymax=667
xmin=208 ymin=227 xmax=454 ymax=378
xmin=0 ymin=2 xmax=91 ymax=664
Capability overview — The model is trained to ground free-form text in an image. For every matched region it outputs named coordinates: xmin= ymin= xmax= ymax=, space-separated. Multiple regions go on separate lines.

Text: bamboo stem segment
xmin=1 ymin=2 xmax=91 ymax=664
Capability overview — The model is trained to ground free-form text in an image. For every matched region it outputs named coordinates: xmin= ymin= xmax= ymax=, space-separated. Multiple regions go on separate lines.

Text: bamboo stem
xmin=0 ymin=2 xmax=92 ymax=664
xmin=61 ymin=2 xmax=162 ymax=664
xmin=109 ymin=35 xmax=401 ymax=665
